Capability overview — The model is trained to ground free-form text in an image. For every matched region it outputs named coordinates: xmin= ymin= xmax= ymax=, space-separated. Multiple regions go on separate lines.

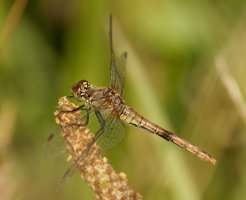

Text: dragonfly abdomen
xmin=120 ymin=106 xmax=216 ymax=165
xmin=119 ymin=106 xmax=173 ymax=140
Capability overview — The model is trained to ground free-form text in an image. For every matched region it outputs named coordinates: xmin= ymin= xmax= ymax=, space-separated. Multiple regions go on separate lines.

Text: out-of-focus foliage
xmin=0 ymin=0 xmax=246 ymax=199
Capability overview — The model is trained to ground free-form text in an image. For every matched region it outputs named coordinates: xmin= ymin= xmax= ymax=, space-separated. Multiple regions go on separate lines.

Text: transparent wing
xmin=86 ymin=109 xmax=125 ymax=150
xmin=42 ymin=128 xmax=66 ymax=158
xmin=96 ymin=111 xmax=125 ymax=151
xmin=44 ymin=109 xmax=90 ymax=158
xmin=59 ymin=109 xmax=125 ymax=187
xmin=109 ymin=15 xmax=127 ymax=97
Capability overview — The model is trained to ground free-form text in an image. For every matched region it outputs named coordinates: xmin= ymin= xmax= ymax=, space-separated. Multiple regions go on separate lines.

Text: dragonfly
xmin=66 ymin=15 xmax=216 ymax=167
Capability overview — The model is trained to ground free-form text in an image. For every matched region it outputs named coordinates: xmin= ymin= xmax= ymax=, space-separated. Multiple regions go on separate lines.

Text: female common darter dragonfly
xmin=68 ymin=16 xmax=216 ymax=165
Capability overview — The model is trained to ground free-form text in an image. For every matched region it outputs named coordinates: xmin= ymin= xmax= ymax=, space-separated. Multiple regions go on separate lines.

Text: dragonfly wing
xmin=57 ymin=162 xmax=77 ymax=190
xmin=59 ymin=110 xmax=125 ymax=187
xmin=116 ymin=52 xmax=127 ymax=97
xmin=109 ymin=15 xmax=127 ymax=97
xmin=43 ymin=128 xmax=67 ymax=158
xmin=95 ymin=110 xmax=125 ymax=151
xmin=44 ymin=109 xmax=89 ymax=157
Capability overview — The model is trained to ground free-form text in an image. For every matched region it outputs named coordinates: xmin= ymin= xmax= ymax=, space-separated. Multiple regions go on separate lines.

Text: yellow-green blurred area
xmin=1 ymin=0 xmax=246 ymax=199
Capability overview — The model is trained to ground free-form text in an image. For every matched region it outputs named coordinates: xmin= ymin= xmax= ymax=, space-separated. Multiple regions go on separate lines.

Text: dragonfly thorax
xmin=71 ymin=80 xmax=92 ymax=102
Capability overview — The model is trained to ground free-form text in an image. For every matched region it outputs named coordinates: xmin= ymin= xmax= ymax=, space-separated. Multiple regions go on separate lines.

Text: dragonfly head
xmin=71 ymin=80 xmax=92 ymax=102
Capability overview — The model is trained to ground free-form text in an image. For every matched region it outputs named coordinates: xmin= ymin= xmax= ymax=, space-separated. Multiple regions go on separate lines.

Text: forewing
xmin=109 ymin=15 xmax=127 ymax=97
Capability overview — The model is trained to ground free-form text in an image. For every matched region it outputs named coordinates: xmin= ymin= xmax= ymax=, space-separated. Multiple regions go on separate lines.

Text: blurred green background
xmin=1 ymin=0 xmax=246 ymax=199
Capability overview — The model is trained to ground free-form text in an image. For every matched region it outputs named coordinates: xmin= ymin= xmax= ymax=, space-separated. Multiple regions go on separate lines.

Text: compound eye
xmin=83 ymin=81 xmax=90 ymax=89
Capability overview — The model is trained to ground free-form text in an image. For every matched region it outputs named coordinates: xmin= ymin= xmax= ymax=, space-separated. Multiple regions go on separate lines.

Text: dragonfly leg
xmin=60 ymin=104 xmax=85 ymax=113
xmin=62 ymin=107 xmax=91 ymax=128
xmin=81 ymin=108 xmax=90 ymax=126
xmin=94 ymin=110 xmax=105 ymax=134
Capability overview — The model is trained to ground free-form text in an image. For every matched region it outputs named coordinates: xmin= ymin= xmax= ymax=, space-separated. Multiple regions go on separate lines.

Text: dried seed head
xmin=54 ymin=96 xmax=142 ymax=200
